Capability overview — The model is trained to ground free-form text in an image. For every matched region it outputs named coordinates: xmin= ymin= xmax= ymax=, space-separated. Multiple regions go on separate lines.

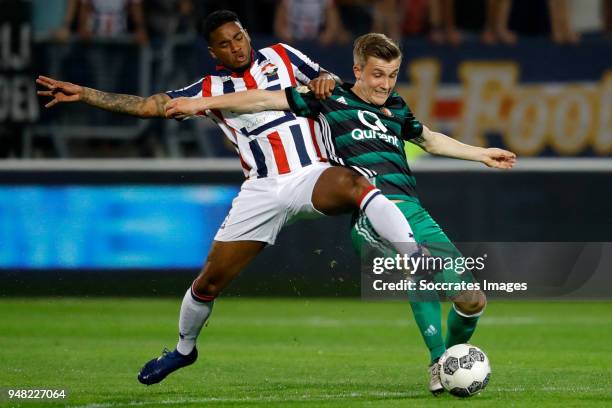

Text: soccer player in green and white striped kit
xmin=165 ymin=33 xmax=516 ymax=395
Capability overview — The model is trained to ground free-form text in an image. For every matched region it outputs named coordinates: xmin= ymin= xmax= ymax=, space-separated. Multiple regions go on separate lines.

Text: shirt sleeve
xmin=165 ymin=77 xmax=209 ymax=120
xmin=401 ymin=107 xmax=424 ymax=141
xmin=284 ymin=86 xmax=323 ymax=118
xmin=165 ymin=77 xmax=204 ymax=99
xmin=279 ymin=43 xmax=321 ymax=85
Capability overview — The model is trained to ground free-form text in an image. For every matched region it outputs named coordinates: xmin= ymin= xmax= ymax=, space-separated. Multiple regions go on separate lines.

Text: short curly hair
xmin=201 ymin=10 xmax=242 ymax=42
xmin=353 ymin=33 xmax=402 ymax=67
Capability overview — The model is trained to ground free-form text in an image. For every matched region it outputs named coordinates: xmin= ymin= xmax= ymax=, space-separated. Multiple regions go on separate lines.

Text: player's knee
xmin=354 ymin=174 xmax=372 ymax=191
xmin=352 ymin=175 xmax=375 ymax=204
xmin=192 ymin=275 xmax=222 ymax=298
xmin=455 ymin=290 xmax=487 ymax=316
xmin=473 ymin=293 xmax=487 ymax=314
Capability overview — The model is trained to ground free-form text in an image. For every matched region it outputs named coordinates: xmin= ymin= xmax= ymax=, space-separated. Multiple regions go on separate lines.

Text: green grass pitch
xmin=1 ymin=298 xmax=611 ymax=407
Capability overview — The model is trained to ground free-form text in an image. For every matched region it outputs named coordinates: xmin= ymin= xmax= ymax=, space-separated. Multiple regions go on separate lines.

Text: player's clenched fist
xmin=308 ymin=75 xmax=335 ymax=99
xmin=164 ymin=97 xmax=207 ymax=120
xmin=36 ymin=75 xmax=83 ymax=108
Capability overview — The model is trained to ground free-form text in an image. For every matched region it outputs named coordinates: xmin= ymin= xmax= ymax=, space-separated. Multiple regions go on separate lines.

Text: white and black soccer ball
xmin=438 ymin=344 xmax=491 ymax=398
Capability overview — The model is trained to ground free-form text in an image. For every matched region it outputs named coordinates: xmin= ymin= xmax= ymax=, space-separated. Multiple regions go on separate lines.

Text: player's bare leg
xmin=451 ymin=290 xmax=487 ymax=317
xmin=311 ymin=167 xmax=419 ymax=256
xmin=176 ymin=240 xmax=265 ymax=353
xmin=311 ymin=166 xmax=368 ymax=214
xmin=138 ymin=240 xmax=265 ymax=385
xmin=191 ymin=240 xmax=266 ymax=298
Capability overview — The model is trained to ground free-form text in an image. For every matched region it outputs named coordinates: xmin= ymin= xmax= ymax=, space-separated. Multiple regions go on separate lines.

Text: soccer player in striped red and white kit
xmin=166 ymin=26 xmax=328 ymax=180
xmin=37 ymin=10 xmax=423 ymax=385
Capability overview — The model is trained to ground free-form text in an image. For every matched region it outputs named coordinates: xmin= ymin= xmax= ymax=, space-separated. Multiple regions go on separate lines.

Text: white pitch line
xmin=68 ymin=386 xmax=612 ymax=408
xmin=69 ymin=390 xmax=418 ymax=408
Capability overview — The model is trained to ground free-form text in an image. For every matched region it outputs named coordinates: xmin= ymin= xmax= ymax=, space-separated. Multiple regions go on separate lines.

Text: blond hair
xmin=353 ymin=33 xmax=402 ymax=67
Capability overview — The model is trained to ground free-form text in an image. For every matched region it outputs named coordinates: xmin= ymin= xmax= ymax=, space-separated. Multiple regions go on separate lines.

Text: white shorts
xmin=214 ymin=163 xmax=330 ymax=245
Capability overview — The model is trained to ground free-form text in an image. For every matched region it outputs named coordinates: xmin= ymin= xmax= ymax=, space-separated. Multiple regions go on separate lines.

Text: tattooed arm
xmin=36 ymin=75 xmax=169 ymax=118
xmin=80 ymin=87 xmax=169 ymax=118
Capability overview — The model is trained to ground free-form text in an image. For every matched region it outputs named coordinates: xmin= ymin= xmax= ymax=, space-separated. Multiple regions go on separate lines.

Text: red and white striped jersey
xmin=167 ymin=43 xmax=328 ymax=178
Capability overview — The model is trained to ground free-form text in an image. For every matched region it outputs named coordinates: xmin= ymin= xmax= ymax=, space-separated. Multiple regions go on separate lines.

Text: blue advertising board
xmin=0 ymin=185 xmax=238 ymax=268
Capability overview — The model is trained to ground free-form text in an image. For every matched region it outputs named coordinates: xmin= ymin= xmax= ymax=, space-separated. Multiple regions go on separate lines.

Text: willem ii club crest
xmin=261 ymin=63 xmax=278 ymax=76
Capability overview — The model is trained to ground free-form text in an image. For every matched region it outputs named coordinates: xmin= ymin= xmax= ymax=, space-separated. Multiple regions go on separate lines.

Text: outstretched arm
xmin=411 ymin=126 xmax=517 ymax=169
xmin=164 ymin=89 xmax=289 ymax=119
xmin=36 ymin=75 xmax=170 ymax=118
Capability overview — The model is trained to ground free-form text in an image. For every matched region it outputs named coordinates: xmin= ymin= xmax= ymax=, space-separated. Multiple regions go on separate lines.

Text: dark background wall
xmin=1 ymin=167 xmax=610 ymax=297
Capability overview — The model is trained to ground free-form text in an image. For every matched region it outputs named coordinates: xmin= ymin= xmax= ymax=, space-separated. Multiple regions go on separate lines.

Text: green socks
xmin=410 ymin=301 xmax=484 ymax=363
xmin=409 ymin=300 xmax=446 ymax=364
xmin=445 ymin=304 xmax=481 ymax=348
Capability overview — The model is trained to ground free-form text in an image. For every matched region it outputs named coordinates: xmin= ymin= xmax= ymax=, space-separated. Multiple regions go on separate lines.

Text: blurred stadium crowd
xmin=5 ymin=0 xmax=611 ymax=158
xmin=32 ymin=0 xmax=612 ymax=46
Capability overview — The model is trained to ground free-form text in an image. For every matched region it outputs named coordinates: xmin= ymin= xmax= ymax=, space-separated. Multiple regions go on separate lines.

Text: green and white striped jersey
xmin=285 ymin=83 xmax=423 ymax=200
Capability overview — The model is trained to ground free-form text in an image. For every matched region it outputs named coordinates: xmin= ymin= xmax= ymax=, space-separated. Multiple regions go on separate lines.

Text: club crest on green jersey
xmin=380 ymin=107 xmax=393 ymax=117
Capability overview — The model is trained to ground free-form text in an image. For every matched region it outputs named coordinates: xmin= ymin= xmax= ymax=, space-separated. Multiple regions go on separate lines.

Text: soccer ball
xmin=438 ymin=344 xmax=491 ymax=397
